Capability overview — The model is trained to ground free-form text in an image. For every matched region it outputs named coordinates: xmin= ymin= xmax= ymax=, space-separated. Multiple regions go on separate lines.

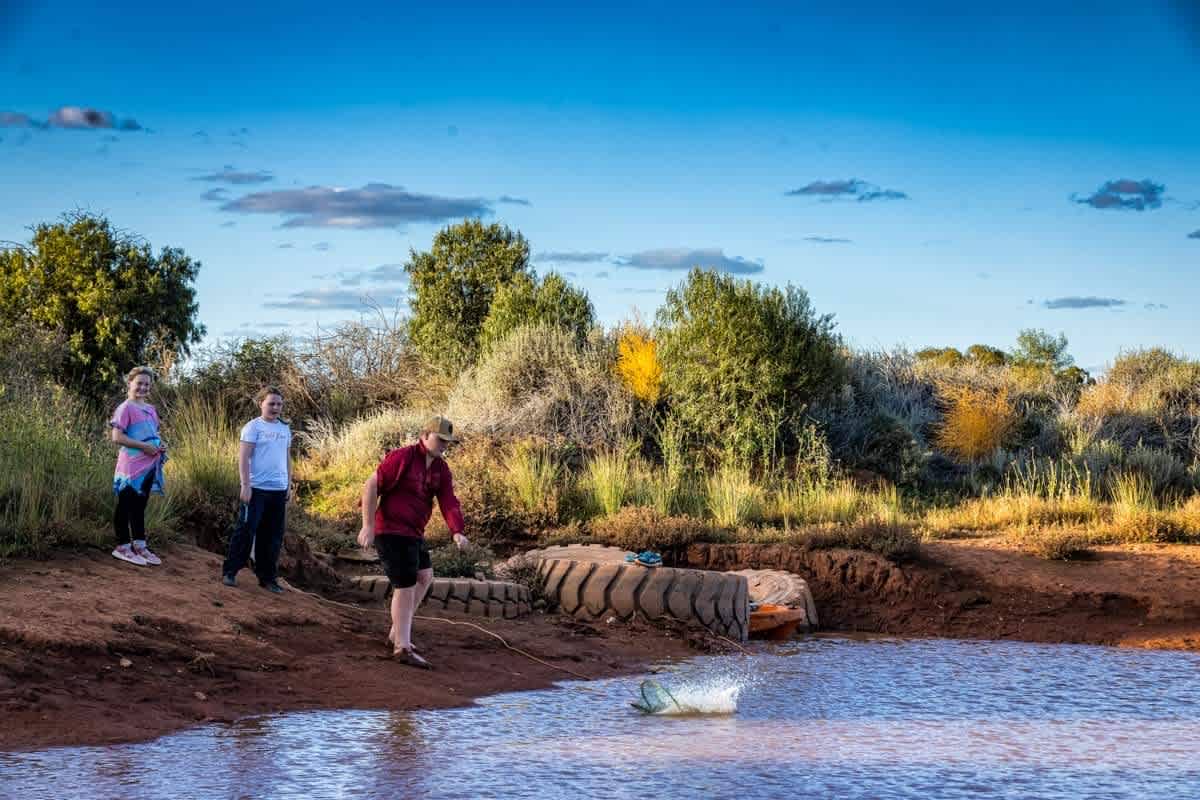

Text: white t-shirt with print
xmin=240 ymin=417 xmax=292 ymax=490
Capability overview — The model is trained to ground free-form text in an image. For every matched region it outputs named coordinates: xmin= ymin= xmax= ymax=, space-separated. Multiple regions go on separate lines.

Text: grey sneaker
xmin=260 ymin=580 xmax=284 ymax=594
xmin=222 ymin=573 xmax=237 ymax=587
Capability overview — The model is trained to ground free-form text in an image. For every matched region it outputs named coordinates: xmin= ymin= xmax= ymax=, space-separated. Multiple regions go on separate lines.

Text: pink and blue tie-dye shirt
xmin=111 ymin=400 xmax=164 ymax=495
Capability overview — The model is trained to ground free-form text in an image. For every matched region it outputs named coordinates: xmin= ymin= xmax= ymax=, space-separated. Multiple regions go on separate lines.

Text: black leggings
xmin=114 ymin=470 xmax=155 ymax=546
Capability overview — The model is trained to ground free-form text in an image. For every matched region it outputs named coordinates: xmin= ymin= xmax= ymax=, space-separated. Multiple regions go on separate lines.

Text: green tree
xmin=0 ymin=212 xmax=205 ymax=403
xmin=966 ymin=344 xmax=1007 ymax=367
xmin=405 ymin=220 xmax=532 ymax=371
xmin=1010 ymin=328 xmax=1074 ymax=374
xmin=478 ymin=271 xmax=594 ymax=354
xmin=915 ymin=347 xmax=964 ymax=367
xmin=656 ymin=268 xmax=844 ymax=465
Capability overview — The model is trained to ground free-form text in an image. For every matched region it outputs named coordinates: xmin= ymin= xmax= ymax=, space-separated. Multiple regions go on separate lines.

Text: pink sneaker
xmin=112 ymin=544 xmax=148 ymax=566
xmin=132 ymin=543 xmax=161 ymax=566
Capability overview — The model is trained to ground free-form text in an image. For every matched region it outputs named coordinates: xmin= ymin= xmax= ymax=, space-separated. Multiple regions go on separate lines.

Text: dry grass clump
xmin=790 ymin=510 xmax=920 ymax=562
xmin=589 ymin=505 xmax=720 ymax=554
xmin=496 ymin=552 xmax=549 ymax=606
xmin=297 ymin=407 xmax=429 ymax=521
xmin=922 ymin=493 xmax=1102 ymax=537
xmin=164 ymin=393 xmax=240 ymax=507
xmin=446 ymin=324 xmax=633 ymax=448
xmin=502 ymin=439 xmax=561 ymax=517
xmin=1073 ymin=349 xmax=1200 ymax=455
xmin=583 ymin=448 xmax=634 ymax=517
xmin=1010 ymin=526 xmax=1094 ymax=560
xmin=0 ymin=390 xmax=122 ymax=556
xmin=706 ymin=463 xmax=764 ymax=528
xmin=768 ymin=478 xmax=897 ymax=528
xmin=301 ymin=407 xmax=428 ymax=473
xmin=1098 ymin=472 xmax=1200 ymax=543
xmin=934 ymin=387 xmax=1017 ymax=462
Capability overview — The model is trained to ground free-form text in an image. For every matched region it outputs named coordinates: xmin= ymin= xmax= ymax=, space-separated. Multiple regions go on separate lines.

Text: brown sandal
xmin=393 ymin=647 xmax=431 ymax=669
xmin=387 ymin=635 xmax=420 ymax=654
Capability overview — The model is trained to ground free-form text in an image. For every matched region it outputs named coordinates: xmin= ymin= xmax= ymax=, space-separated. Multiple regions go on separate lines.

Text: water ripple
xmin=2 ymin=637 xmax=1198 ymax=799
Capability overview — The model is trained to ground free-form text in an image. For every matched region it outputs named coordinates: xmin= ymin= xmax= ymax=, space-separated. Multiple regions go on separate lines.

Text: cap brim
xmin=435 ymin=433 xmax=460 ymax=443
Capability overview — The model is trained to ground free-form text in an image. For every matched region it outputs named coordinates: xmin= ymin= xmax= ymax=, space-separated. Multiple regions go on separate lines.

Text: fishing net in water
xmin=631 ymin=679 xmax=681 ymax=714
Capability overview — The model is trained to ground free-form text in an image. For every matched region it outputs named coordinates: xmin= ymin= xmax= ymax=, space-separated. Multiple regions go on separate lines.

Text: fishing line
xmin=277 ymin=579 xmax=594 ymax=680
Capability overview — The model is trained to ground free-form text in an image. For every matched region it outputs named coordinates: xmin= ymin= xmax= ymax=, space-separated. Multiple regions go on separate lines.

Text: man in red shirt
xmin=358 ymin=416 xmax=468 ymax=668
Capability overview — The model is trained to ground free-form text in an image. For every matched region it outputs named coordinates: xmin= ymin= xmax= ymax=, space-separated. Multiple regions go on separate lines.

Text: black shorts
xmin=375 ymin=535 xmax=431 ymax=589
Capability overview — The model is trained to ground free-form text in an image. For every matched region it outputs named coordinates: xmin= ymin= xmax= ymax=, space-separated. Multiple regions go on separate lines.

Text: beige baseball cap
xmin=422 ymin=415 xmax=460 ymax=442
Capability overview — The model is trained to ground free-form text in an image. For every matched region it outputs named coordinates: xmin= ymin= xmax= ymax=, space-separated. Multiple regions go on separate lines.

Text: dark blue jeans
xmin=223 ymin=489 xmax=287 ymax=584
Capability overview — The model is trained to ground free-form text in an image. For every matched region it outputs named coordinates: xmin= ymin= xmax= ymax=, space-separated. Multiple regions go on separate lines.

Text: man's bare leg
xmin=390 ymin=585 xmax=412 ymax=652
xmin=414 ymin=567 xmax=433 ymax=606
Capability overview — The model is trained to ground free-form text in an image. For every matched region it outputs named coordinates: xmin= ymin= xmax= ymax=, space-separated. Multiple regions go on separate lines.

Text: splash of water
xmin=658 ymin=679 xmax=743 ymax=715
xmin=635 ymin=665 xmax=756 ymax=715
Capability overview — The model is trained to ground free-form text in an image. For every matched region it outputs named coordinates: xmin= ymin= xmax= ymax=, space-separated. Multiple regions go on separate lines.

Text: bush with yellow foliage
xmin=615 ymin=329 xmax=663 ymax=404
xmin=935 ymin=387 xmax=1017 ymax=462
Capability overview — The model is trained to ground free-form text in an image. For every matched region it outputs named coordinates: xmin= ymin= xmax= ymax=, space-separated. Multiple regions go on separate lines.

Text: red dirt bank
xmin=0 ymin=545 xmax=700 ymax=751
xmin=687 ymin=538 xmax=1200 ymax=650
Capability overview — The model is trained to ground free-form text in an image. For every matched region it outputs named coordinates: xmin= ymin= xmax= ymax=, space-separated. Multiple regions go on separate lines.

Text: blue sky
xmin=2 ymin=0 xmax=1199 ymax=371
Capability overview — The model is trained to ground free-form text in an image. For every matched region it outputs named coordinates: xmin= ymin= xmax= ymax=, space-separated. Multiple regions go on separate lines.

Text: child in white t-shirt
xmin=221 ymin=387 xmax=292 ymax=593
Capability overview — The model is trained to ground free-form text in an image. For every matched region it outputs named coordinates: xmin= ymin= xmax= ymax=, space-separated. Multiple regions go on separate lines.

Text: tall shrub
xmin=656 ymin=268 xmax=844 ymax=465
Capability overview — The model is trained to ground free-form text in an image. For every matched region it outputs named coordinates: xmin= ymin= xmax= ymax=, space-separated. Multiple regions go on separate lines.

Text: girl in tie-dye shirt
xmin=109 ymin=366 xmax=166 ymax=566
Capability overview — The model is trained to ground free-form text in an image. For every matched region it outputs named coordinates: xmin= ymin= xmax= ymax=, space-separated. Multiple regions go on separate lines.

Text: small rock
xmin=119 ymin=658 xmax=133 ymax=668
xmin=194 ymin=691 xmax=208 ymax=701
xmin=212 ymin=600 xmax=224 ymax=607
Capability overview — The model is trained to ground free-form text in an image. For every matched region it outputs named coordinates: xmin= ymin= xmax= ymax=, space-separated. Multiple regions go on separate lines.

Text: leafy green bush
xmin=479 ymin=272 xmax=594 ymax=354
xmin=656 ymin=268 xmax=844 ymax=466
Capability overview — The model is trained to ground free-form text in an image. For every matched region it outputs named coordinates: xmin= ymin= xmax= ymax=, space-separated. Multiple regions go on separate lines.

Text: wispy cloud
xmin=313 ymin=242 xmax=332 ymax=252
xmin=224 ymin=321 xmax=294 ymax=337
xmin=498 ymin=195 xmax=532 ymax=206
xmin=264 ymin=286 xmax=408 ymax=311
xmin=785 ymin=179 xmax=908 ymax=202
xmin=1145 ymin=302 xmax=1168 ymax=311
xmin=317 ymin=263 xmax=408 ymax=287
xmin=221 ymin=183 xmax=492 ymax=229
xmin=200 ymin=187 xmax=230 ymax=202
xmin=277 ymin=243 xmax=295 ymax=249
xmin=535 ymin=250 xmax=610 ymax=263
xmin=802 ymin=236 xmax=852 ymax=244
xmin=616 ymin=247 xmax=764 ymax=275
xmin=1042 ymin=296 xmax=1127 ymax=310
xmin=0 ymin=111 xmax=37 ymax=127
xmin=193 ymin=165 xmax=274 ymax=185
xmin=1188 ymin=230 xmax=1200 ymax=239
xmin=1072 ymin=179 xmax=1164 ymax=211
xmin=2 ymin=105 xmax=143 ymax=131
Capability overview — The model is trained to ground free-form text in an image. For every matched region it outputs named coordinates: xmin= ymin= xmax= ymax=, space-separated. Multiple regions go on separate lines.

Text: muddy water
xmin=3 ymin=637 xmax=1198 ymax=799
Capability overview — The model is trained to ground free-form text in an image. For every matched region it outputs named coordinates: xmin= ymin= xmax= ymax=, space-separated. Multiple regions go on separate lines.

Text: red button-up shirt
xmin=374 ymin=441 xmax=465 ymax=538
